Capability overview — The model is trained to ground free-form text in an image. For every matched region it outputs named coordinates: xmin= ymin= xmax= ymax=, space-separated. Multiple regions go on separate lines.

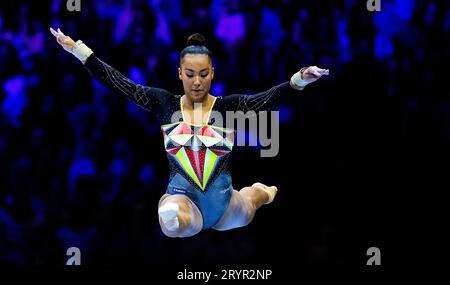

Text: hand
xmin=50 ymin=27 xmax=75 ymax=53
xmin=300 ymin=66 xmax=329 ymax=84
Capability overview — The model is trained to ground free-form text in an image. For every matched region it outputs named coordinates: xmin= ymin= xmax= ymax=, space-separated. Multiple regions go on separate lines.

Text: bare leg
xmin=213 ymin=182 xmax=277 ymax=231
xmin=158 ymin=194 xmax=203 ymax=238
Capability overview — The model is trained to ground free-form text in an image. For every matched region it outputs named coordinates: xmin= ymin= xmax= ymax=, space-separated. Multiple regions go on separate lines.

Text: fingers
xmin=49 ymin=27 xmax=66 ymax=38
xmin=50 ymin=27 xmax=72 ymax=49
xmin=312 ymin=69 xmax=322 ymax=77
xmin=50 ymin=27 xmax=59 ymax=37
xmin=317 ymin=68 xmax=329 ymax=75
xmin=305 ymin=67 xmax=321 ymax=77
xmin=306 ymin=66 xmax=330 ymax=77
xmin=57 ymin=28 xmax=66 ymax=37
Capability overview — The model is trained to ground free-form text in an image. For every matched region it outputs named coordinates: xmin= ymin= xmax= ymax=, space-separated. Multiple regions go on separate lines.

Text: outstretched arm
xmin=50 ymin=27 xmax=91 ymax=63
xmin=225 ymin=66 xmax=329 ymax=113
xmin=290 ymin=66 xmax=329 ymax=90
xmin=49 ymin=27 xmax=171 ymax=113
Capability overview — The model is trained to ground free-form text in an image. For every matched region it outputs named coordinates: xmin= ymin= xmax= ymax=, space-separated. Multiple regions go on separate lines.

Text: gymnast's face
xmin=179 ymin=54 xmax=214 ymax=103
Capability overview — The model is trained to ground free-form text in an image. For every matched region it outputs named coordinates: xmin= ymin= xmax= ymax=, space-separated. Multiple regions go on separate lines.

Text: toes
xmin=268 ymin=186 xmax=278 ymax=193
xmin=252 ymin=182 xmax=267 ymax=189
xmin=264 ymin=187 xmax=277 ymax=204
xmin=251 ymin=183 xmax=278 ymax=204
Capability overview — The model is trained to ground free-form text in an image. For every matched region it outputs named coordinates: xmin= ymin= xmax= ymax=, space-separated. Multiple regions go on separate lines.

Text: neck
xmin=184 ymin=94 xmax=211 ymax=109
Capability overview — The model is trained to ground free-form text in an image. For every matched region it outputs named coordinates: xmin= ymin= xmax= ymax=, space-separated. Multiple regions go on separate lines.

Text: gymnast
xmin=50 ymin=27 xmax=329 ymax=238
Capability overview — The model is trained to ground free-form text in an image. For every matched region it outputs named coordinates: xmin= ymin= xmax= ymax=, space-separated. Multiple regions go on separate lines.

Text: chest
xmin=182 ymin=107 xmax=214 ymax=125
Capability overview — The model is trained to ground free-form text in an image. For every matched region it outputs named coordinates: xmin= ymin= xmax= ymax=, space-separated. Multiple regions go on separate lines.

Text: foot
xmin=158 ymin=202 xmax=180 ymax=231
xmin=252 ymin=183 xmax=278 ymax=204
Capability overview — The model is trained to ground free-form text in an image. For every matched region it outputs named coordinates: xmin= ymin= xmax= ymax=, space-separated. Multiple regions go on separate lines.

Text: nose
xmin=193 ymin=75 xmax=201 ymax=86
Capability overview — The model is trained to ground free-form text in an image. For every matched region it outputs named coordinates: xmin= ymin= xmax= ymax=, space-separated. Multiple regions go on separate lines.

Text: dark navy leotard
xmin=84 ymin=54 xmax=301 ymax=228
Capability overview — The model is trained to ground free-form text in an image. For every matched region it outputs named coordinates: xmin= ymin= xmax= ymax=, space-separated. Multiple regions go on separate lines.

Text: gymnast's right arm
xmin=49 ymin=27 xmax=170 ymax=113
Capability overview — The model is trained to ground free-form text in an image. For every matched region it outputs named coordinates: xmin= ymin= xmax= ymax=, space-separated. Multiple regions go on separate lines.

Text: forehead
xmin=181 ymin=54 xmax=211 ymax=70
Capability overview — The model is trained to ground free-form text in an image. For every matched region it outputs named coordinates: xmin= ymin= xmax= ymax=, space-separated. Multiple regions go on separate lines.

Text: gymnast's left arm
xmin=227 ymin=66 xmax=329 ymax=113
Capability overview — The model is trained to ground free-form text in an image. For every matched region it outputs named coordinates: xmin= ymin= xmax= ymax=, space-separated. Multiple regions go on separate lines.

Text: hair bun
xmin=187 ymin=33 xmax=206 ymax=46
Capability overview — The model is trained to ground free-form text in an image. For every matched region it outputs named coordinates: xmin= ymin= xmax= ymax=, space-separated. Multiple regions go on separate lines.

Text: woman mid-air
xmin=50 ymin=27 xmax=329 ymax=238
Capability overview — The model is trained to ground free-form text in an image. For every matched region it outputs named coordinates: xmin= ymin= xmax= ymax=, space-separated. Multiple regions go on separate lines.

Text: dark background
xmin=0 ymin=0 xmax=448 ymax=275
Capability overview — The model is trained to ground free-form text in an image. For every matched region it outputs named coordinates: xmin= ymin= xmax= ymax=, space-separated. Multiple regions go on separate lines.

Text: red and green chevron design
xmin=161 ymin=122 xmax=234 ymax=190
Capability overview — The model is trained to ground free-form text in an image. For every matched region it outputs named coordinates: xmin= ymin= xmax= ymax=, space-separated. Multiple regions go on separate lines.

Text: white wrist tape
xmin=290 ymin=68 xmax=309 ymax=90
xmin=71 ymin=40 xmax=93 ymax=64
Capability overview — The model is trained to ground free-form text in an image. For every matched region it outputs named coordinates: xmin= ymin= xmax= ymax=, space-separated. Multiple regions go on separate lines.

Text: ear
xmin=178 ymin=67 xmax=182 ymax=80
xmin=211 ymin=67 xmax=214 ymax=80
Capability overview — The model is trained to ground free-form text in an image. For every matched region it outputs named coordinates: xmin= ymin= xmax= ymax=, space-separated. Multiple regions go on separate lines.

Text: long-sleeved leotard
xmin=84 ymin=54 xmax=301 ymax=228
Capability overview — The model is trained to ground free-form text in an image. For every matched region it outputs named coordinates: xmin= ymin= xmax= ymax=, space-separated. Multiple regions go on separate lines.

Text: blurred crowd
xmin=0 ymin=0 xmax=448 ymax=265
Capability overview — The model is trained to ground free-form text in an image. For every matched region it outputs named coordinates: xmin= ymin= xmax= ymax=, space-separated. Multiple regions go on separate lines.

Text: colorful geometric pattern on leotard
xmin=161 ymin=122 xmax=234 ymax=191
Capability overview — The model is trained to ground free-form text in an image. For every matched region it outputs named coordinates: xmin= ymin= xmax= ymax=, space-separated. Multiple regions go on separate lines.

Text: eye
xmin=186 ymin=73 xmax=193 ymax=78
xmin=201 ymin=73 xmax=208 ymax=78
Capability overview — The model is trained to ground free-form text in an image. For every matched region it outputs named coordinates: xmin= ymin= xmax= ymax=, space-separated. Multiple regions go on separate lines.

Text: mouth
xmin=192 ymin=90 xmax=203 ymax=94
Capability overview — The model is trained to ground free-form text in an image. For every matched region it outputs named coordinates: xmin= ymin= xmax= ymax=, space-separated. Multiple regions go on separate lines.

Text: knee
xmin=158 ymin=195 xmax=203 ymax=238
xmin=160 ymin=226 xmax=180 ymax=238
xmin=160 ymin=222 xmax=202 ymax=238
xmin=159 ymin=224 xmax=200 ymax=238
xmin=159 ymin=212 xmax=201 ymax=238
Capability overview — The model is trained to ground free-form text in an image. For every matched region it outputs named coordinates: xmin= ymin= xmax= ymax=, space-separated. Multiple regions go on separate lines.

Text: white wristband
xmin=71 ymin=40 xmax=93 ymax=64
xmin=290 ymin=68 xmax=309 ymax=90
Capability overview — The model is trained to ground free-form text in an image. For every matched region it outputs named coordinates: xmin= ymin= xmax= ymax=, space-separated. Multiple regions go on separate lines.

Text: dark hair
xmin=180 ymin=33 xmax=212 ymax=63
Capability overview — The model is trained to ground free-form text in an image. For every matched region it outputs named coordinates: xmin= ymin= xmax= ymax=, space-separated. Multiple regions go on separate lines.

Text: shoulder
xmin=146 ymin=87 xmax=179 ymax=100
xmin=212 ymin=94 xmax=244 ymax=112
xmin=215 ymin=94 xmax=242 ymax=103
